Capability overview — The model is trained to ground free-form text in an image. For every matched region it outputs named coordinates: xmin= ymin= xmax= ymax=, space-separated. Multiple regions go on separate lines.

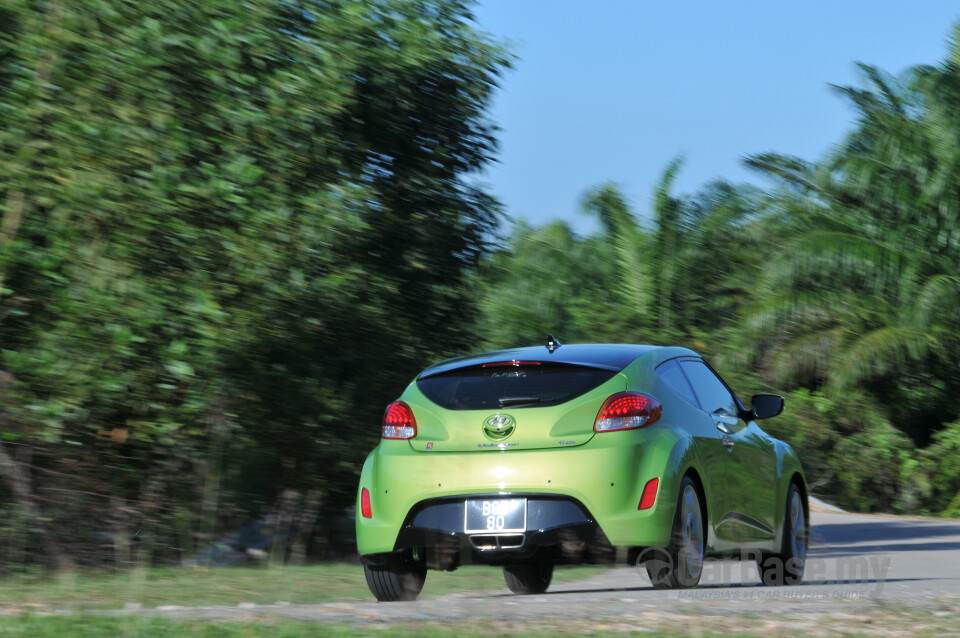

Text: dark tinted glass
xmin=656 ymin=359 xmax=699 ymax=407
xmin=679 ymin=360 xmax=738 ymax=417
xmin=417 ymin=364 xmax=617 ymax=411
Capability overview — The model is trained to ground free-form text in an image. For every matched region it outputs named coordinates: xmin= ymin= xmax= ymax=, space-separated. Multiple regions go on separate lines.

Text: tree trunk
xmin=0 ymin=441 xmax=76 ymax=571
xmin=289 ymin=490 xmax=321 ymax=565
xmin=0 ymin=189 xmax=26 ymax=294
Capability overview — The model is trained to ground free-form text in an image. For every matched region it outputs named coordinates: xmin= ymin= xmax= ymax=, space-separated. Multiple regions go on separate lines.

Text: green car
xmin=356 ymin=340 xmax=808 ymax=601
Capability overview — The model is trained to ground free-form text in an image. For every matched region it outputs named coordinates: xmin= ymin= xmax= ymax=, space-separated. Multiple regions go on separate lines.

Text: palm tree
xmin=653 ymin=158 xmax=684 ymax=332
xmin=743 ymin=52 xmax=960 ymax=443
xmin=581 ymin=183 xmax=652 ymax=320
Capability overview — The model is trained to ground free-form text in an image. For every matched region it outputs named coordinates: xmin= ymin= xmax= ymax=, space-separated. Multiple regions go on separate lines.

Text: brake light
xmin=382 ymin=401 xmax=417 ymax=439
xmin=639 ymin=477 xmax=659 ymax=510
xmin=481 ymin=361 xmax=542 ymax=368
xmin=361 ymin=487 xmax=372 ymax=518
xmin=594 ymin=392 xmax=662 ymax=432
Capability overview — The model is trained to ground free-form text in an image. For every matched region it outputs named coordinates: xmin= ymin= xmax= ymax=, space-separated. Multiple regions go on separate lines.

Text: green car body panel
xmin=356 ymin=343 xmax=806 ymax=578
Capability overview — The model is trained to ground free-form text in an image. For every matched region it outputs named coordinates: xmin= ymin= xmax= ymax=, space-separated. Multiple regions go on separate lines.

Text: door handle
xmin=716 ymin=421 xmax=732 ymax=434
xmin=721 ymin=435 xmax=734 ymax=449
xmin=713 ymin=412 xmax=739 ymax=426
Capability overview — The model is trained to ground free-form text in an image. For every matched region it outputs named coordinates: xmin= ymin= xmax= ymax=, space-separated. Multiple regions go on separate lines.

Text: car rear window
xmin=417 ymin=363 xmax=618 ymax=411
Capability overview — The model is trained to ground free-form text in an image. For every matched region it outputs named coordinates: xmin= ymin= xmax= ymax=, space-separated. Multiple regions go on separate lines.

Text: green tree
xmin=0 ymin=0 xmax=508 ymax=568
xmin=653 ymin=157 xmax=684 ymax=333
xmin=743 ymin=55 xmax=960 ymax=445
xmin=476 ymin=221 xmax=633 ymax=347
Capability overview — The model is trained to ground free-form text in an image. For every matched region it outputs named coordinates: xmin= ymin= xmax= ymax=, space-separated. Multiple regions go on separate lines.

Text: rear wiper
xmin=498 ymin=396 xmax=541 ymax=407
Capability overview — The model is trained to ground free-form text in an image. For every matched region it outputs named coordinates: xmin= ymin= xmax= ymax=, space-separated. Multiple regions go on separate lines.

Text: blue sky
xmin=471 ymin=1 xmax=960 ymax=235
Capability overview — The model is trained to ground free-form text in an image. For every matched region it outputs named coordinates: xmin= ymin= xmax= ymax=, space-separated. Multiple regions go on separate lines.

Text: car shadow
xmin=485 ymin=577 xmax=940 ymax=598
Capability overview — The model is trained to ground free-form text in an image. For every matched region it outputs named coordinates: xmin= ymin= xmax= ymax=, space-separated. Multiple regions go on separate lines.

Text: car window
xmin=656 ymin=359 xmax=700 ymax=407
xmin=679 ymin=360 xmax=738 ymax=417
xmin=417 ymin=364 xmax=617 ymax=410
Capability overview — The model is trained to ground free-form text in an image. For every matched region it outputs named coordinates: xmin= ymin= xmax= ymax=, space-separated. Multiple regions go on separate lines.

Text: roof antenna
xmin=546 ymin=334 xmax=562 ymax=353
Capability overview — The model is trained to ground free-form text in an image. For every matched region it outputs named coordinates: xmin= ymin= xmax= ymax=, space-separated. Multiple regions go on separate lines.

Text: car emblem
xmin=482 ymin=414 xmax=516 ymax=440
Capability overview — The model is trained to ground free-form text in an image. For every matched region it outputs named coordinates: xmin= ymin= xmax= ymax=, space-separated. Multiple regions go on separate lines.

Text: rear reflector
xmin=594 ymin=392 xmax=662 ymax=432
xmin=382 ymin=401 xmax=417 ymax=439
xmin=639 ymin=477 xmax=659 ymax=510
xmin=361 ymin=488 xmax=372 ymax=518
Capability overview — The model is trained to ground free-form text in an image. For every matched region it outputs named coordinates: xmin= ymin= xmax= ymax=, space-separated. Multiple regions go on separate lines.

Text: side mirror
xmin=750 ymin=394 xmax=784 ymax=420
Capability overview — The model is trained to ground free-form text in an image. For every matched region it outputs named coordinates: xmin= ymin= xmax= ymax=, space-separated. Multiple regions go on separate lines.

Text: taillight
xmin=382 ymin=401 xmax=417 ymax=439
xmin=639 ymin=477 xmax=659 ymax=510
xmin=594 ymin=392 xmax=662 ymax=432
xmin=361 ymin=487 xmax=372 ymax=518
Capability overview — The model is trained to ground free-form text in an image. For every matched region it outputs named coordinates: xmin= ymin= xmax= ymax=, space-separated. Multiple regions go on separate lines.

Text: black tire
xmin=758 ymin=482 xmax=808 ymax=586
xmin=363 ymin=549 xmax=427 ymax=602
xmin=503 ymin=561 xmax=553 ymax=594
xmin=645 ymin=476 xmax=705 ymax=589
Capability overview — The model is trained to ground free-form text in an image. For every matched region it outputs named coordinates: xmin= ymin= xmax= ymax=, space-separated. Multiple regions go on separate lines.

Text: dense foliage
xmin=0 ymin=0 xmax=507 ymax=568
xmin=2 ymin=1 xmax=960 ymax=570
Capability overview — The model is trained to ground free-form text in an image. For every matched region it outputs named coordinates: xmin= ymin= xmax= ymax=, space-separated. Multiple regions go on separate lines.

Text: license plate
xmin=464 ymin=498 xmax=526 ymax=533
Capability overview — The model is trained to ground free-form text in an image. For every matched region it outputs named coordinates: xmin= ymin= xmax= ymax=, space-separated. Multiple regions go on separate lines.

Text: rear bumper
xmin=398 ymin=494 xmax=608 ymax=565
xmin=356 ymin=432 xmax=684 ymax=557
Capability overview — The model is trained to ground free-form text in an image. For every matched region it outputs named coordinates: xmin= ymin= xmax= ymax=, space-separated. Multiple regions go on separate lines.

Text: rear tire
xmin=503 ymin=561 xmax=553 ymax=594
xmin=758 ymin=482 xmax=808 ymax=586
xmin=363 ymin=549 xmax=427 ymax=601
xmin=645 ymin=476 xmax=705 ymax=589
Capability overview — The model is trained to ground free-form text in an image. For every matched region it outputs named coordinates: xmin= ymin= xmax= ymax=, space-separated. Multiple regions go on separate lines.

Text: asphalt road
xmin=136 ymin=510 xmax=960 ymax=626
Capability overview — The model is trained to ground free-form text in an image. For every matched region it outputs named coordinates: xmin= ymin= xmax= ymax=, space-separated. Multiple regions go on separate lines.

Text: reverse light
xmin=639 ymin=477 xmax=660 ymax=510
xmin=361 ymin=487 xmax=372 ymax=518
xmin=594 ymin=392 xmax=662 ymax=432
xmin=382 ymin=401 xmax=417 ymax=439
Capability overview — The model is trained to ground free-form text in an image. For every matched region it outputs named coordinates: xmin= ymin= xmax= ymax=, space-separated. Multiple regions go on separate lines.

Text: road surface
xmin=129 ymin=510 xmax=960 ymax=630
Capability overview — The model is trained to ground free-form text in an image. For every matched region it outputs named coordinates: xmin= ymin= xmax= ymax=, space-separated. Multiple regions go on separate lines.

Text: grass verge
xmin=0 ymin=615 xmax=750 ymax=637
xmin=2 ymin=609 xmax=960 ymax=638
xmin=0 ymin=564 xmax=605 ymax=611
